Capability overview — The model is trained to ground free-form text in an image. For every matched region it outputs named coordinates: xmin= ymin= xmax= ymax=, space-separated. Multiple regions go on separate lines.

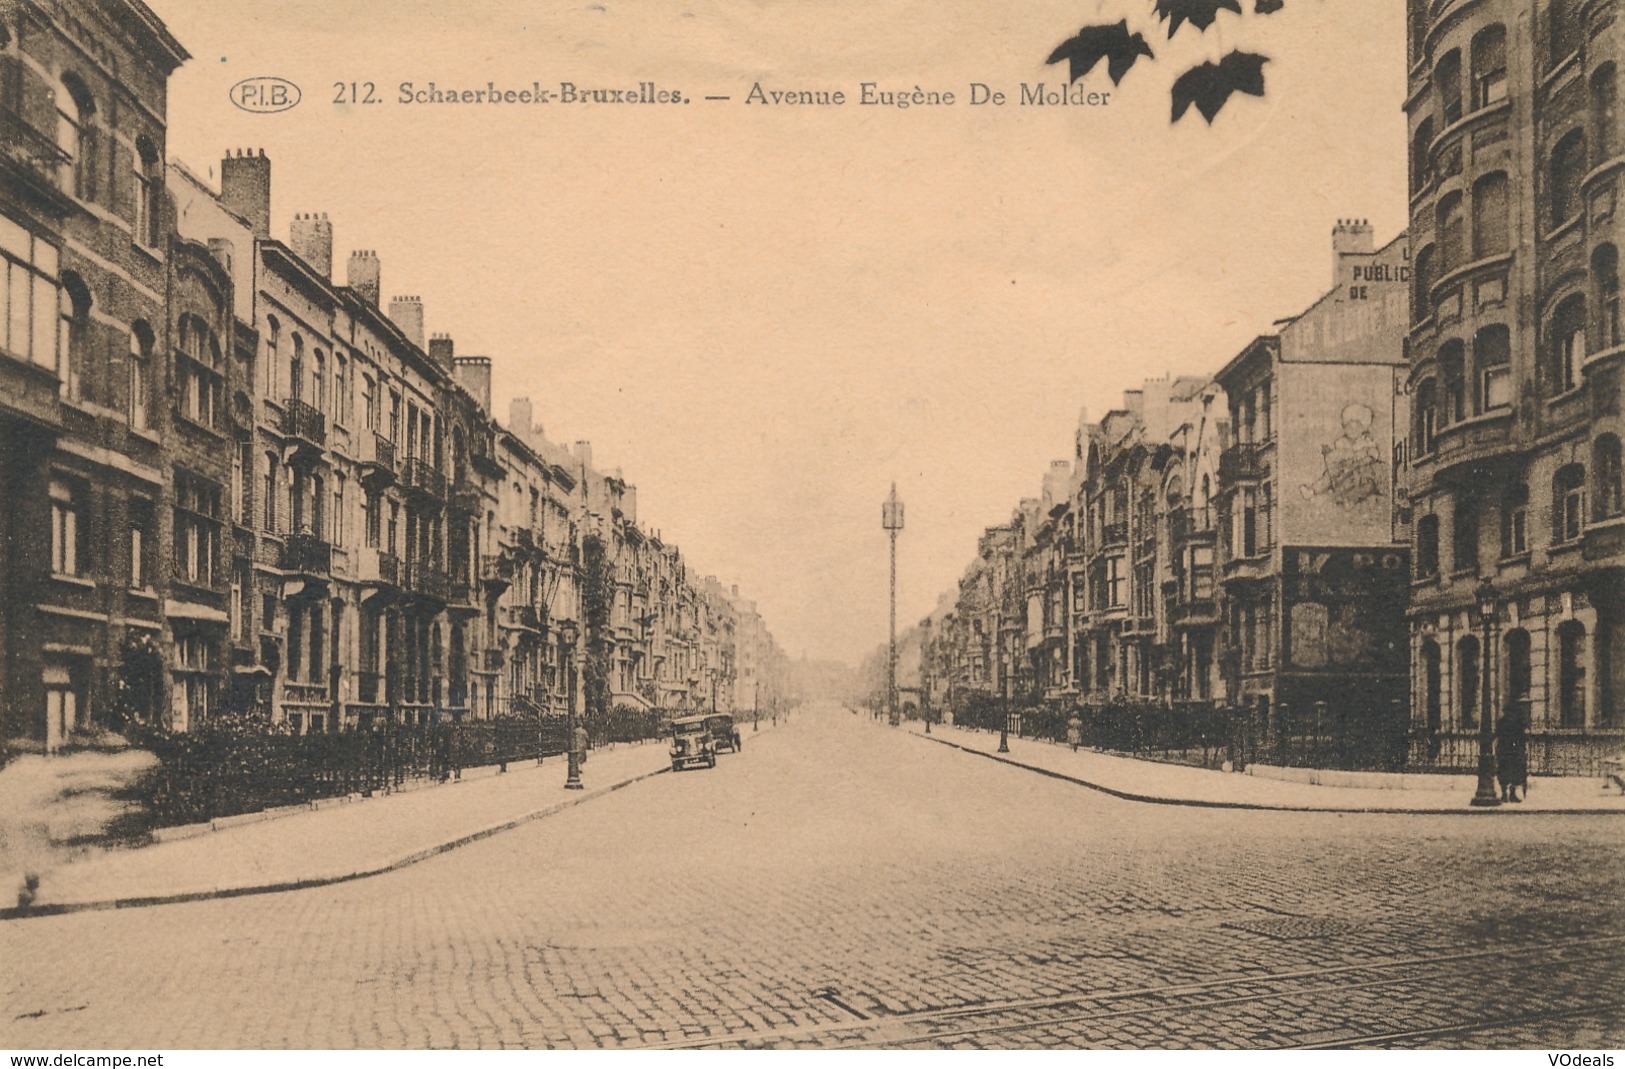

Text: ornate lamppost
xmin=1470 ymin=576 xmax=1501 ymax=808
xmin=559 ymin=619 xmax=584 ymax=791
xmin=883 ymin=483 xmax=905 ymax=728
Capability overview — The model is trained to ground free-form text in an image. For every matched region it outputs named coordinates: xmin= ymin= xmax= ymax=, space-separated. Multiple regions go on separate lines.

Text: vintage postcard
xmin=0 ymin=0 xmax=1622 ymax=1055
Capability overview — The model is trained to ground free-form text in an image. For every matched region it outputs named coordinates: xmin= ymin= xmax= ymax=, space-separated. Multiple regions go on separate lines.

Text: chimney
xmin=219 ymin=148 xmax=270 ymax=239
xmin=575 ymin=440 xmax=593 ymax=477
xmin=347 ymin=250 xmax=380 ymax=305
xmin=289 ymin=212 xmax=332 ymax=277
xmin=1333 ymin=217 xmax=1376 ymax=287
xmin=454 ymin=355 xmax=492 ymax=414
xmin=428 ymin=332 xmax=455 ymax=368
xmin=509 ymin=397 xmax=533 ymax=440
xmin=388 ymin=295 xmax=424 ymax=349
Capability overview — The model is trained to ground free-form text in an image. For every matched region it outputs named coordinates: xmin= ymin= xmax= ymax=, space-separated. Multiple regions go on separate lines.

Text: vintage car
xmin=669 ymin=715 xmax=717 ymax=771
xmin=707 ymin=713 xmax=742 ymax=755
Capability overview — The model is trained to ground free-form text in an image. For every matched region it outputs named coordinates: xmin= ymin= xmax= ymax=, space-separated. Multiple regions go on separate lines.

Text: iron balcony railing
xmin=281 ymin=397 xmax=327 ymax=447
xmin=280 ymin=532 xmax=333 ymax=575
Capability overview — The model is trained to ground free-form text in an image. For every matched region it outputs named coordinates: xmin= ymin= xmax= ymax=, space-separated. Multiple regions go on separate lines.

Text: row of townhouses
xmin=902 ymin=0 xmax=1622 ymax=774
xmin=0 ymin=0 xmax=791 ymax=754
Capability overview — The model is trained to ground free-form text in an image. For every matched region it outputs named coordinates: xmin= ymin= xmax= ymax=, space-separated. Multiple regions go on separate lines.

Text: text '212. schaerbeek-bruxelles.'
xmin=386 ymin=81 xmax=1113 ymax=108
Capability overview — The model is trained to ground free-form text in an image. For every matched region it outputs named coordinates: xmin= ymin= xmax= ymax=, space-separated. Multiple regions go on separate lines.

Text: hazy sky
xmin=147 ymin=0 xmax=1409 ymax=667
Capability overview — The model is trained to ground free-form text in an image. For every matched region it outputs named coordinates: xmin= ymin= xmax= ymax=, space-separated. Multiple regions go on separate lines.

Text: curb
xmin=1 ymin=764 xmax=670 ymax=922
xmin=912 ymin=732 xmax=1625 ymax=816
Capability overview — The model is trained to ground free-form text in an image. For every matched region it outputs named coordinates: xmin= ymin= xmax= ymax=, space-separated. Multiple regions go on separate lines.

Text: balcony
xmin=400 ymin=456 xmax=447 ymax=501
xmin=1169 ymin=507 xmax=1215 ymax=545
xmin=402 ymin=559 xmax=449 ymax=602
xmin=480 ymin=553 xmax=514 ymax=591
xmin=281 ymin=398 xmax=326 ymax=462
xmin=480 ymin=648 xmax=505 ymax=673
xmin=1219 ymin=442 xmax=1266 ymax=483
xmin=0 ymin=105 xmax=74 ymax=213
xmin=447 ymin=575 xmax=478 ymax=614
xmin=1099 ymin=521 xmax=1128 ymax=549
xmin=450 ymin=472 xmax=482 ymax=515
xmin=1425 ymin=409 xmax=1518 ymax=484
xmin=356 ymin=432 xmax=396 ymax=489
xmin=280 ymin=532 xmax=332 ymax=576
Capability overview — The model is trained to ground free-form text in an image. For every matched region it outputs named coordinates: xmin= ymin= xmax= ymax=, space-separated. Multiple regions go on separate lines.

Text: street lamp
xmin=997 ymin=625 xmax=1010 ymax=753
xmin=882 ymin=483 xmax=905 ymax=728
xmin=1470 ymin=576 xmax=1501 ymax=808
xmin=559 ymin=619 xmax=584 ymax=791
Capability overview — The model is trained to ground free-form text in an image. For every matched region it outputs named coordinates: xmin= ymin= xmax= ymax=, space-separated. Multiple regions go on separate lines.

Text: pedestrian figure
xmin=1066 ymin=714 xmax=1082 ymax=752
xmin=572 ymin=723 xmax=589 ymax=766
xmin=1496 ymin=707 xmax=1528 ymax=802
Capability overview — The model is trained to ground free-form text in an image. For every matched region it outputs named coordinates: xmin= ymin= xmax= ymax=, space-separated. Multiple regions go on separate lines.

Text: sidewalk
xmin=1 ymin=740 xmax=674 ymax=920
xmin=903 ymin=721 xmax=1625 ymax=814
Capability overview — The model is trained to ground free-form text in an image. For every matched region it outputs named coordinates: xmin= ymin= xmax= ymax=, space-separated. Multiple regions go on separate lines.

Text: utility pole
xmin=883 ymin=483 xmax=905 ymax=727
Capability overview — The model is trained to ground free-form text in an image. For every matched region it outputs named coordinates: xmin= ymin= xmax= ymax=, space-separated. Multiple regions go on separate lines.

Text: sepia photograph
xmin=0 ymin=0 xmax=1622 ymax=1053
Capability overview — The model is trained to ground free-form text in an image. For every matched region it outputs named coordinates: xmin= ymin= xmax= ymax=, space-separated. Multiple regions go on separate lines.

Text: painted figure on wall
xmin=1299 ymin=401 xmax=1384 ymax=510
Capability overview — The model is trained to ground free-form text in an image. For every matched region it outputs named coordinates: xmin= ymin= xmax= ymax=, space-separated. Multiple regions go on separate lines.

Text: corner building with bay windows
xmin=1404 ymin=0 xmax=1623 ymax=772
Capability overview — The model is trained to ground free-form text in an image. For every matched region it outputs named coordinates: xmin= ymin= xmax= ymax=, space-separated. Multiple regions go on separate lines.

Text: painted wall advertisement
xmin=1278 ymin=362 xmax=1397 ymax=547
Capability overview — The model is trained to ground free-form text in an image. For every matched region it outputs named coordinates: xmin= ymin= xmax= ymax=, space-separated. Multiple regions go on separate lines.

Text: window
xmin=176 ymin=314 xmax=222 ymax=427
xmin=1457 ymin=635 xmax=1480 ymax=729
xmin=333 ymin=473 xmax=347 ymax=547
xmin=174 ymin=635 xmax=212 ymax=730
xmin=56 ymin=75 xmax=96 ymax=200
xmin=235 ymin=439 xmax=252 ymax=524
xmin=129 ymin=497 xmax=153 ymax=588
xmin=1105 ymin=556 xmax=1124 ymax=608
xmin=335 ymin=354 xmax=348 ymax=425
xmin=1596 ymin=245 xmax=1621 ymax=351
xmin=0 ymin=218 xmax=60 ymax=370
xmin=1436 ymin=50 xmax=1463 ymax=125
xmin=1440 ymin=340 xmax=1467 ymax=423
xmin=1437 ymin=194 xmax=1466 ymax=273
xmin=1554 ymin=463 xmax=1586 ymax=544
xmin=365 ymin=493 xmax=381 ymax=548
xmin=1411 ymin=119 xmax=1434 ymax=194
xmin=1452 ymin=495 xmax=1479 ymax=573
xmin=1557 ymin=620 xmax=1586 ymax=728
xmin=1471 ymin=25 xmax=1507 ymax=110
xmin=1417 ymin=513 xmax=1440 ymax=577
xmin=1476 ymin=325 xmax=1511 ymax=411
xmin=1413 ymin=246 xmax=1436 ymax=322
xmin=128 ymin=321 xmax=152 ymax=429
xmin=264 ymin=316 xmax=279 ymax=398
xmin=43 ymin=661 xmax=80 ymax=754
xmin=1550 ymin=130 xmax=1587 ymax=228
xmin=1595 ymin=435 xmax=1623 ymax=521
xmin=389 ymin=390 xmax=401 ymax=444
xmin=1421 ymin=639 xmax=1442 ymax=735
xmin=288 ymin=334 xmax=303 ymax=402
xmin=132 ymin=136 xmax=161 ymax=247
xmin=1595 ymin=65 xmax=1619 ymax=165
xmin=174 ymin=473 xmax=222 ymax=587
xmin=58 ymin=272 xmax=88 ymax=401
xmin=1472 ymin=173 xmax=1509 ymax=258
xmin=49 ymin=476 xmax=84 ymax=576
xmin=361 ymin=374 xmax=375 ymax=430
xmin=1549 ymin=0 xmax=1580 ymax=69
xmin=1548 ymin=295 xmax=1587 ymax=392
xmin=1501 ymin=483 xmax=1528 ymax=558
xmin=262 ymin=452 xmax=279 ymax=534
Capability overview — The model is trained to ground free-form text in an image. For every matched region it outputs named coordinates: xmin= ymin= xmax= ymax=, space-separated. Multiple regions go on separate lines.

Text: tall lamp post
xmin=1470 ymin=576 xmax=1501 ymax=808
xmin=560 ymin=620 xmax=584 ymax=791
xmin=997 ymin=622 xmax=1010 ymax=753
xmin=883 ymin=483 xmax=905 ymax=728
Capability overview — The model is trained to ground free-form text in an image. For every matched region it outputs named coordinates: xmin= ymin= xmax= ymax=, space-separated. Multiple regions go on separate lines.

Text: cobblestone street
xmin=3 ymin=704 xmax=1622 ymax=1049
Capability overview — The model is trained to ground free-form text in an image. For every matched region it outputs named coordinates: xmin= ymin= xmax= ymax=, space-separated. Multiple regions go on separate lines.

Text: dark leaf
xmin=1046 ymin=20 xmax=1156 ymax=85
xmin=1154 ymin=0 xmax=1243 ymax=38
xmin=1255 ymin=0 xmax=1285 ymax=13
xmin=1170 ymin=50 xmax=1270 ymax=123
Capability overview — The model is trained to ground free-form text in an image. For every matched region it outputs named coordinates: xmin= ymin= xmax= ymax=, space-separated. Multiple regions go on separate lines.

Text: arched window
xmin=1550 ymin=130 xmax=1587 ymax=228
xmin=1501 ymin=482 xmax=1528 ymax=558
xmin=1548 ymin=294 xmax=1587 ymax=392
xmin=264 ymin=315 xmax=280 ymax=398
xmin=1440 ymin=339 xmax=1467 ymax=423
xmin=1457 ymin=634 xmax=1481 ymax=729
xmin=1453 ymin=493 xmax=1481 ymax=573
xmin=1596 ymin=65 xmax=1619 ymax=164
xmin=1505 ymin=627 xmax=1533 ymax=717
xmin=334 ymin=354 xmax=348 ymax=424
xmin=1415 ymin=378 xmax=1439 ymax=454
xmin=1553 ymin=462 xmax=1586 ymax=544
xmin=1471 ymin=25 xmax=1507 ymax=110
xmin=1436 ymin=50 xmax=1463 ymax=125
xmin=133 ymin=136 xmax=161 ymax=248
xmin=1416 ymin=513 xmax=1440 ymax=577
xmin=1437 ymin=193 xmax=1466 ymax=272
xmin=288 ymin=333 xmax=304 ymax=402
xmin=1557 ymin=619 xmax=1586 ymax=727
xmin=1595 ymin=244 xmax=1620 ymax=350
xmin=1413 ymin=245 xmax=1436 ymax=323
xmin=1421 ymin=639 xmax=1442 ymax=736
xmin=1595 ymin=434 xmax=1624 ymax=521
xmin=263 ymin=452 xmax=279 ymax=533
xmin=58 ymin=271 xmax=89 ymax=401
xmin=1601 ymin=605 xmax=1625 ymax=728
xmin=56 ymin=74 xmax=96 ymax=200
xmin=1549 ymin=0 xmax=1580 ymax=69
xmin=312 ymin=347 xmax=326 ymax=413
xmin=1411 ymin=119 xmax=1434 ymax=194
xmin=1472 ymin=173 xmax=1509 ymax=258
xmin=128 ymin=320 xmax=153 ymax=430
xmin=1475 ymin=324 xmax=1511 ymax=411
